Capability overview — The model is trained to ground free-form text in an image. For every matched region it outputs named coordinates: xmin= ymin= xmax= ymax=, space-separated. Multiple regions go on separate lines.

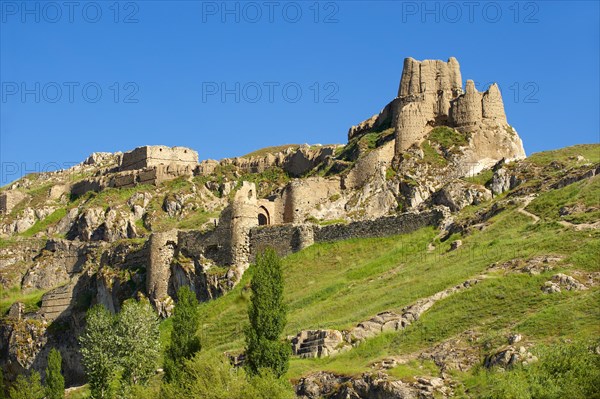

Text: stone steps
xmin=39 ymin=282 xmax=77 ymax=321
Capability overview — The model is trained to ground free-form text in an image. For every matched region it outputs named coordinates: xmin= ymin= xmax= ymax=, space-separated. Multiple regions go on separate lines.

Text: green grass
xmin=79 ymin=185 xmax=155 ymax=209
xmin=188 ymin=174 xmax=599 ymax=384
xmin=526 ymin=175 xmax=600 ymax=223
xmin=65 ymin=385 xmax=91 ymax=399
xmin=464 ymin=169 xmax=494 ymax=187
xmin=0 ymin=286 xmax=47 ymax=316
xmin=427 ymin=126 xmax=469 ymax=150
xmin=526 ymin=144 xmax=600 ymax=166
xmin=241 ymin=144 xmax=301 ymax=159
xmin=421 ymin=141 xmax=448 ymax=166
xmin=21 ymin=208 xmax=68 ymax=237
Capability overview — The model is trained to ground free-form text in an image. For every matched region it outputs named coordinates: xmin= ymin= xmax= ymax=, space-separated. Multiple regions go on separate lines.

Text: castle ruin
xmin=348 ymin=57 xmax=525 ymax=166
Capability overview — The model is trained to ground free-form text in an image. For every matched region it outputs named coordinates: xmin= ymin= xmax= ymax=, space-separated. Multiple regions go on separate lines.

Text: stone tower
xmin=394 ymin=57 xmax=463 ymax=152
xmin=391 ymin=57 xmax=525 ymax=164
xmin=147 ymin=229 xmax=178 ymax=317
xmin=230 ymin=181 xmax=259 ymax=276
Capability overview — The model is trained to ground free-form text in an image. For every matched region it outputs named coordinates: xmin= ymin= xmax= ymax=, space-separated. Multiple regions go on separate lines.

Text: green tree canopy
xmin=8 ymin=372 xmax=44 ymax=399
xmin=79 ymin=304 xmax=117 ymax=399
xmin=164 ymin=286 xmax=201 ymax=382
xmin=45 ymin=348 xmax=65 ymax=399
xmin=244 ymin=248 xmax=290 ymax=377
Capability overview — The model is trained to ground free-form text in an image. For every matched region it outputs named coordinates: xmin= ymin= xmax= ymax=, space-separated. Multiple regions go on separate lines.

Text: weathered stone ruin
xmin=0 ymin=56 xmax=538 ymax=384
xmin=0 ymin=191 xmax=28 ymax=214
xmin=71 ymin=145 xmax=199 ymax=196
xmin=119 ymin=145 xmax=198 ymax=172
xmin=349 ymin=57 xmax=525 ymax=171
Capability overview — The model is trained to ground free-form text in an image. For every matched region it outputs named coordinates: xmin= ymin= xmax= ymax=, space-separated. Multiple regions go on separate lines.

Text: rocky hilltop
xmin=0 ymin=58 xmax=598 ymax=396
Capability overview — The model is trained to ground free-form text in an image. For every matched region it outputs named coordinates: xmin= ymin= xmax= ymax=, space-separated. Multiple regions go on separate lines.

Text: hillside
xmin=185 ymin=145 xmax=600 ymax=397
xmin=1 ymin=143 xmax=597 ymax=398
xmin=0 ymin=56 xmax=598 ymax=398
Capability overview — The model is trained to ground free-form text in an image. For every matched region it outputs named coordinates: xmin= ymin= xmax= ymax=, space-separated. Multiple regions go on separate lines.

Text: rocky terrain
xmin=0 ymin=57 xmax=598 ymax=397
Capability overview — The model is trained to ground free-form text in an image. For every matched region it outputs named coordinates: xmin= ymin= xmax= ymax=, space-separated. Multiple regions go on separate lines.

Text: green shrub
xmin=8 ymin=372 xmax=44 ymax=399
xmin=160 ymin=354 xmax=294 ymax=399
xmin=472 ymin=341 xmax=600 ymax=399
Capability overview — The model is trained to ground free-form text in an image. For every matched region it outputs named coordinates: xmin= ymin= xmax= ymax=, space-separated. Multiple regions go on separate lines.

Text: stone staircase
xmin=39 ymin=282 xmax=77 ymax=321
xmin=291 ymin=329 xmax=345 ymax=358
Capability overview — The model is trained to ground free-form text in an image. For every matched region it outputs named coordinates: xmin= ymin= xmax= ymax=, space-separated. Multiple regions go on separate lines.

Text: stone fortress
xmin=107 ymin=57 xmax=524 ymax=312
xmin=0 ymin=57 xmax=536 ymax=382
xmin=0 ymin=56 xmax=527 ymax=317
xmin=349 ymin=57 xmax=525 ymax=172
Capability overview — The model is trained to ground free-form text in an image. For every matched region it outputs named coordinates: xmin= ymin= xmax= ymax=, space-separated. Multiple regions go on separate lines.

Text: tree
xmin=114 ymin=299 xmax=160 ymax=386
xmin=80 ymin=301 xmax=161 ymax=397
xmin=79 ymin=304 xmax=118 ymax=399
xmin=0 ymin=368 xmax=6 ymax=399
xmin=244 ymin=248 xmax=290 ymax=377
xmin=8 ymin=372 xmax=44 ymax=399
xmin=164 ymin=286 xmax=201 ymax=382
xmin=45 ymin=348 xmax=65 ymax=399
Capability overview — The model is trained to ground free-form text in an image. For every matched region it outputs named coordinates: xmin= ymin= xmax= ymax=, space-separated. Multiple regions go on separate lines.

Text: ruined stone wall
xmin=177 ymin=207 xmax=234 ymax=266
xmin=146 ymin=230 xmax=178 ymax=310
xmin=70 ymin=163 xmax=194 ymax=198
xmin=247 ymin=211 xmax=443 ymax=261
xmin=481 ymin=84 xmax=507 ymax=123
xmin=248 ymin=224 xmax=314 ymax=262
xmin=281 ymin=177 xmax=342 ymax=223
xmin=450 ymin=80 xmax=483 ymax=129
xmin=0 ymin=191 xmax=28 ymax=214
xmin=313 ymin=210 xmax=443 ymax=243
xmin=120 ymin=145 xmax=198 ymax=172
xmin=393 ymin=57 xmax=463 ymax=153
xmin=230 ymin=182 xmax=259 ymax=266
xmin=395 ymin=102 xmax=427 ymax=152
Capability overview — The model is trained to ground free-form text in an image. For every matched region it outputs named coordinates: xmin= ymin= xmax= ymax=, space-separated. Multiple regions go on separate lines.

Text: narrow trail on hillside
xmin=558 ymin=220 xmax=600 ymax=230
xmin=517 ymin=195 xmax=540 ymax=224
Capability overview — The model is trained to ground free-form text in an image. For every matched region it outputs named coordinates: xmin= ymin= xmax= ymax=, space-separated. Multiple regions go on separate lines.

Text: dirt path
xmin=517 ymin=195 xmax=540 ymax=224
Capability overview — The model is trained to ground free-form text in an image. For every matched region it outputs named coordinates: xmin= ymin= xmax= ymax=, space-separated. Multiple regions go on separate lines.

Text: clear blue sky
xmin=1 ymin=0 xmax=599 ymax=185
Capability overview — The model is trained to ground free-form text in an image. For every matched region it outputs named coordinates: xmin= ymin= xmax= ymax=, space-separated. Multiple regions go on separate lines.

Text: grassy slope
xmin=191 ymin=153 xmax=600 ymax=386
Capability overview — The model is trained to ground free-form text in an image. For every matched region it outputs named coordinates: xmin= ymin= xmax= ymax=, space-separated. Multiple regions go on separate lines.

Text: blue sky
xmin=1 ymin=0 xmax=599 ymax=185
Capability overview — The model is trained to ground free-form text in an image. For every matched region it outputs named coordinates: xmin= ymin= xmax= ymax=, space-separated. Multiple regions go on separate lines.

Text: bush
xmin=114 ymin=299 xmax=161 ymax=386
xmin=80 ymin=300 xmax=160 ymax=398
xmin=476 ymin=341 xmax=600 ymax=399
xmin=79 ymin=305 xmax=118 ymax=399
xmin=8 ymin=372 xmax=44 ymax=399
xmin=160 ymin=354 xmax=294 ymax=399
